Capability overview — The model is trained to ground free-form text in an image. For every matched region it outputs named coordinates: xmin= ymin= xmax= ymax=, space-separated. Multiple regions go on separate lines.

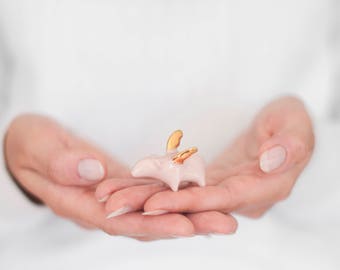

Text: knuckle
xmin=46 ymin=151 xmax=70 ymax=182
xmin=106 ymin=230 xmax=118 ymax=236
xmin=246 ymin=211 xmax=266 ymax=219
xmin=222 ymin=180 xmax=244 ymax=211
xmin=46 ymin=154 xmax=60 ymax=180
xmin=289 ymin=135 xmax=311 ymax=162
xmin=236 ymin=207 xmax=266 ymax=219
xmin=103 ymin=225 xmax=118 ymax=236
xmin=185 ymin=188 xmax=199 ymax=201
xmin=223 ymin=185 xmax=235 ymax=210
xmin=294 ymin=138 xmax=307 ymax=154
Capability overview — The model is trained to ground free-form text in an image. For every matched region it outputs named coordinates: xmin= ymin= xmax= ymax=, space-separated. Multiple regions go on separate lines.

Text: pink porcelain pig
xmin=131 ymin=130 xmax=206 ymax=191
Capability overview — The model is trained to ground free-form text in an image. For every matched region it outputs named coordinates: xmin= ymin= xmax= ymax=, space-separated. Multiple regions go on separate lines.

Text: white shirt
xmin=0 ymin=1 xmax=339 ymax=269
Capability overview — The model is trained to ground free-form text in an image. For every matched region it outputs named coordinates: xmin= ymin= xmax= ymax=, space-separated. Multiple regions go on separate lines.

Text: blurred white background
xmin=0 ymin=0 xmax=339 ymax=269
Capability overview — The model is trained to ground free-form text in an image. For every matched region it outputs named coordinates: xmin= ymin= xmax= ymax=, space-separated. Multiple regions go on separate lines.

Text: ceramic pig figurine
xmin=131 ymin=130 xmax=206 ymax=191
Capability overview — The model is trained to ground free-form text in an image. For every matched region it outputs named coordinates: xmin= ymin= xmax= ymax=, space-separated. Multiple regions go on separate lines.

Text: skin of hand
xmin=99 ymin=96 xmax=314 ymax=221
xmin=4 ymin=114 xmax=237 ymax=241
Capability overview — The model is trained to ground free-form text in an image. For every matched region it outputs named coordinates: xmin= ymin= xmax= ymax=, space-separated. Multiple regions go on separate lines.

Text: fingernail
xmin=142 ymin=210 xmax=169 ymax=216
xmin=78 ymin=159 xmax=105 ymax=181
xmin=260 ymin=145 xmax=287 ymax=173
xmin=106 ymin=206 xmax=133 ymax=219
xmin=98 ymin=195 xmax=109 ymax=203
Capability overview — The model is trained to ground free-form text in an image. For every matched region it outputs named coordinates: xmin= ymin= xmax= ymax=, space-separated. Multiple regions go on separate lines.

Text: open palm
xmin=100 ymin=96 xmax=314 ymax=222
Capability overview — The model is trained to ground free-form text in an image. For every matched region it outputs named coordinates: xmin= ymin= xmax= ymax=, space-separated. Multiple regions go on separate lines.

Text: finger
xmin=103 ymin=212 xmax=195 ymax=238
xmin=74 ymin=137 xmax=130 ymax=179
xmin=22 ymin=169 xmax=195 ymax=238
xmin=144 ymin=185 xmax=233 ymax=214
xmin=187 ymin=211 xmax=238 ymax=235
xmin=95 ymin=177 xmax=163 ymax=202
xmin=253 ymin=96 xmax=313 ymax=141
xmin=75 ymin=193 xmax=195 ymax=237
xmin=104 ymin=184 xmax=168 ymax=218
xmin=144 ymin=174 xmax=288 ymax=214
xmin=45 ymin=149 xmax=107 ymax=186
xmin=258 ymin=132 xmax=312 ymax=174
xmin=251 ymin=97 xmax=314 ymax=173
xmin=71 ymin=218 xmax=97 ymax=230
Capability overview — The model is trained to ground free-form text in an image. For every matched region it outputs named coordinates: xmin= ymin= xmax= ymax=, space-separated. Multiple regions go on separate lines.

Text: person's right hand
xmin=4 ymin=114 xmax=237 ymax=240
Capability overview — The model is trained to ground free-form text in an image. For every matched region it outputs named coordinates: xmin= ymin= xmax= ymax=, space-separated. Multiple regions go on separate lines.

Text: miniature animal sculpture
xmin=131 ymin=130 xmax=206 ymax=191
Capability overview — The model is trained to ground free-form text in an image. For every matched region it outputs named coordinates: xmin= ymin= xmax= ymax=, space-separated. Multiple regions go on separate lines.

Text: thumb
xmin=11 ymin=114 xmax=108 ymax=186
xmin=253 ymin=97 xmax=314 ymax=174
xmin=258 ymin=133 xmax=310 ymax=174
xmin=46 ymin=148 xmax=107 ymax=186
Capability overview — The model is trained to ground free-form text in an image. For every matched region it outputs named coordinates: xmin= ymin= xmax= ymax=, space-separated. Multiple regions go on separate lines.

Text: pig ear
xmin=166 ymin=130 xmax=183 ymax=152
xmin=172 ymin=147 xmax=198 ymax=164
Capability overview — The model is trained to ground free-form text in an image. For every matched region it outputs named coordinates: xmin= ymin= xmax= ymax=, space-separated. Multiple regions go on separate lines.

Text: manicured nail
xmin=106 ymin=206 xmax=133 ymax=219
xmin=78 ymin=159 xmax=105 ymax=181
xmin=260 ymin=145 xmax=287 ymax=173
xmin=98 ymin=195 xmax=109 ymax=203
xmin=142 ymin=210 xmax=168 ymax=216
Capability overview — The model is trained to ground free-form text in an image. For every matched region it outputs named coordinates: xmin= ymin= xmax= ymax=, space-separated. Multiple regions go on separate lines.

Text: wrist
xmin=3 ymin=130 xmax=44 ymax=206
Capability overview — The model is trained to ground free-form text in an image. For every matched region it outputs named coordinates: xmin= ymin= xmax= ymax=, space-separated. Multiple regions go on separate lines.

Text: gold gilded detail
xmin=172 ymin=147 xmax=198 ymax=164
xmin=166 ymin=130 xmax=183 ymax=152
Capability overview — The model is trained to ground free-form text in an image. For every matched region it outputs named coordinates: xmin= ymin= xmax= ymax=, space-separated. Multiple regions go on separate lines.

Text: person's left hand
xmin=142 ymin=96 xmax=315 ymax=218
xmin=5 ymin=114 xmax=237 ymax=241
xmin=99 ymin=96 xmax=314 ymax=222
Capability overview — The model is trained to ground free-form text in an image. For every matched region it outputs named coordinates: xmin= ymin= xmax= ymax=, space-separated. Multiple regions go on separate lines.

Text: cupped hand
xmin=143 ymin=96 xmax=315 ymax=218
xmin=99 ymin=96 xmax=314 ymax=223
xmin=4 ymin=114 xmax=237 ymax=240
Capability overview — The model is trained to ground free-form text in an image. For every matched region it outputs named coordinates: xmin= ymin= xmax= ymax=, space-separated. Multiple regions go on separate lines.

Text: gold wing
xmin=166 ymin=130 xmax=183 ymax=152
xmin=172 ymin=147 xmax=198 ymax=164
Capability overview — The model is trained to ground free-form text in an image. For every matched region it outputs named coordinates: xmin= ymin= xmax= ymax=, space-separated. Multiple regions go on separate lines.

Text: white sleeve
xmin=272 ymin=117 xmax=340 ymax=226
